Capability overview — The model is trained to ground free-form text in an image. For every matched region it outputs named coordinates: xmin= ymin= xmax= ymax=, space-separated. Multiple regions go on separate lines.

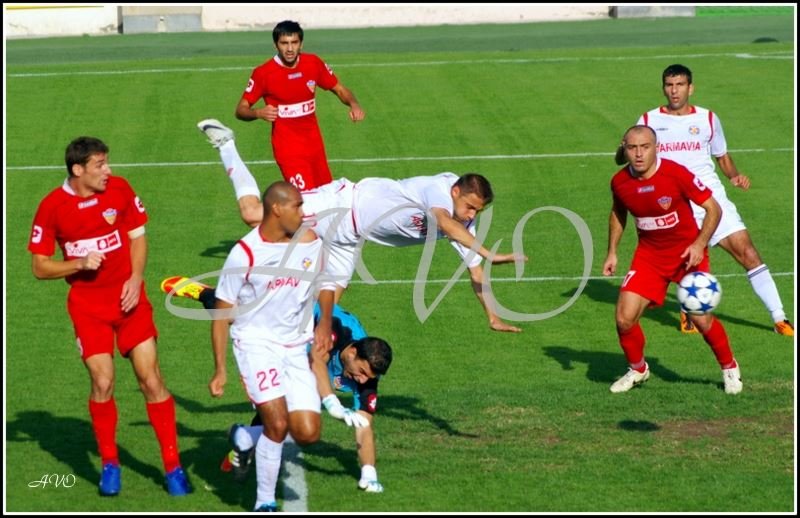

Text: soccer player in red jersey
xmin=617 ymin=64 xmax=792 ymax=337
xmin=28 ymin=137 xmax=191 ymax=496
xmin=199 ymin=20 xmax=364 ymax=227
xmin=602 ymin=126 xmax=742 ymax=395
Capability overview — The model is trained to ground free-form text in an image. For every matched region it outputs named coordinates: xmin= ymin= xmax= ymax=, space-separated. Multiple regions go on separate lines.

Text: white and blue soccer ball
xmin=677 ymin=271 xmax=722 ymax=315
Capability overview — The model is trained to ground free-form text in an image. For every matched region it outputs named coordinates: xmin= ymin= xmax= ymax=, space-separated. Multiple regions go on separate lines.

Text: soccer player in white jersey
xmin=616 ymin=64 xmax=793 ymax=337
xmin=191 ymin=122 xmax=528 ymax=333
xmin=208 ymin=181 xmax=335 ymax=512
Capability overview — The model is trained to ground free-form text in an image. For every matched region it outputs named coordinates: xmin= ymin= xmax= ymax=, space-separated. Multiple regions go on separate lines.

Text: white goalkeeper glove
xmin=322 ymin=394 xmax=370 ymax=428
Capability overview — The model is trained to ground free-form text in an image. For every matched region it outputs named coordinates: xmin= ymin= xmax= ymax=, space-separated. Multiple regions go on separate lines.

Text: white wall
xmin=201 ymin=4 xmax=609 ymax=31
xmin=4 ymin=4 xmax=119 ymax=38
xmin=3 ymin=3 xmax=610 ymax=39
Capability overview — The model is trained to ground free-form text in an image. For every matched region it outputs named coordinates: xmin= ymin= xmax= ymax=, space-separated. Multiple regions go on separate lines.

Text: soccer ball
xmin=676 ymin=271 xmax=722 ymax=315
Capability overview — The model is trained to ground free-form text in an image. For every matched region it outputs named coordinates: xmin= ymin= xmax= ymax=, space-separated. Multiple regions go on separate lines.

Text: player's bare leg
xmin=238 ymin=194 xmax=263 ymax=228
xmin=718 ymin=229 xmax=793 ymax=335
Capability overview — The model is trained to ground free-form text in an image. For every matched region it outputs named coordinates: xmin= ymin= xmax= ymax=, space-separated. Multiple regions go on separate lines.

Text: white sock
xmin=360 ymin=464 xmax=377 ymax=481
xmin=747 ymin=265 xmax=786 ymax=323
xmin=218 ymin=140 xmax=260 ymax=200
xmin=254 ymin=434 xmax=283 ymax=509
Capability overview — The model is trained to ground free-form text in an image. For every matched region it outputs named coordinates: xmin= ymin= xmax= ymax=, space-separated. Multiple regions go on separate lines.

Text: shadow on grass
xmin=542 ymin=347 xmax=718 ymax=388
xmin=564 ymin=278 xmax=773 ymax=333
xmin=198 ymin=240 xmax=238 ymax=260
xmin=7 ymin=410 xmax=166 ymax=492
xmin=168 ymin=393 xmax=257 ymax=510
xmin=379 ymin=395 xmax=479 ymax=438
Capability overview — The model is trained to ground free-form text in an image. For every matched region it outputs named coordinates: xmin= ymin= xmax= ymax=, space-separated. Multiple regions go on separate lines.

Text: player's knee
xmin=690 ymin=314 xmax=713 ymax=333
xmin=615 ymin=315 xmax=638 ymax=333
xmin=289 ymin=414 xmax=321 ymax=445
xmin=737 ymin=247 xmax=763 ymax=270
xmin=91 ymin=377 xmax=115 ymax=399
xmin=291 ymin=426 xmax=320 ymax=445
xmin=242 ymin=201 xmax=263 ymax=228
xmin=264 ymin=418 xmax=289 ymax=442
xmin=137 ymin=373 xmax=167 ymax=400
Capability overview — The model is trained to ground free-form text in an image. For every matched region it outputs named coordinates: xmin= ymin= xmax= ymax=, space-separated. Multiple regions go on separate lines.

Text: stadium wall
xmin=4 ymin=4 xmax=609 ymax=38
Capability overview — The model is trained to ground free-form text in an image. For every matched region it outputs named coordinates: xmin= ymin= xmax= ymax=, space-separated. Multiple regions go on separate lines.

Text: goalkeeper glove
xmin=322 ymin=394 xmax=369 ymax=428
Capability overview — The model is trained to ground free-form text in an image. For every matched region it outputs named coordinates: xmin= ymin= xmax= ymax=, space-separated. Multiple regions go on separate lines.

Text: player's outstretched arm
xmin=467 ymin=264 xmax=522 ymax=333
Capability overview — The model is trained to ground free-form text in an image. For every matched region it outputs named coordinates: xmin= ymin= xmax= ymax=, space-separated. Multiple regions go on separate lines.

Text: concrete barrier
xmin=4 ymin=4 xmax=610 ymax=38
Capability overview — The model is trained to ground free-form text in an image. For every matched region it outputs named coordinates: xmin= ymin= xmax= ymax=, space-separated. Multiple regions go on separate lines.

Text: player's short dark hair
xmin=614 ymin=143 xmax=627 ymax=166
xmin=273 ymin=20 xmax=303 ymax=43
xmin=65 ymin=136 xmax=108 ymax=176
xmin=353 ymin=337 xmax=393 ymax=376
xmin=454 ymin=173 xmax=494 ymax=205
xmin=662 ymin=64 xmax=692 ymax=85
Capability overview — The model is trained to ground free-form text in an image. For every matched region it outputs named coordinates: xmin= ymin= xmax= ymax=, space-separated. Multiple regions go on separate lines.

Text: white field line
xmin=346 ymin=271 xmax=794 ymax=286
xmin=5 ymin=148 xmax=794 ymax=172
xmin=6 ymin=51 xmax=792 ymax=78
xmin=280 ymin=436 xmax=308 ymax=513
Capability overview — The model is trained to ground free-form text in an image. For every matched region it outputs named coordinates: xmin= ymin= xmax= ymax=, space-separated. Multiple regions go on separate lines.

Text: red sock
xmin=88 ymin=398 xmax=119 ymax=466
xmin=146 ymin=396 xmax=181 ymax=473
xmin=618 ymin=322 xmax=646 ymax=368
xmin=701 ymin=317 xmax=735 ymax=368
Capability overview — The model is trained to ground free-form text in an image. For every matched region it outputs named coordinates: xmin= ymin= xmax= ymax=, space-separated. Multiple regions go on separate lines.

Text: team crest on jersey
xmin=688 ymin=125 xmax=700 ymax=135
xmin=302 ymin=257 xmax=313 ymax=270
xmin=657 ymin=196 xmax=672 ymax=210
xmin=333 ymin=375 xmax=344 ymax=390
xmin=102 ymin=208 xmax=117 ymax=225
xmin=306 ymin=80 xmax=316 ymax=93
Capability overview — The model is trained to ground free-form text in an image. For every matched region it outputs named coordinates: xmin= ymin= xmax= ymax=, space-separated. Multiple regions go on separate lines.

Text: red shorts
xmin=274 ymin=145 xmax=333 ymax=191
xmin=620 ymin=247 xmax=710 ymax=307
xmin=67 ymin=285 xmax=158 ymax=360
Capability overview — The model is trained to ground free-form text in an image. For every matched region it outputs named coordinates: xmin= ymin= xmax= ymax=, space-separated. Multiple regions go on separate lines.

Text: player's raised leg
xmin=197 ymin=118 xmax=263 ymax=227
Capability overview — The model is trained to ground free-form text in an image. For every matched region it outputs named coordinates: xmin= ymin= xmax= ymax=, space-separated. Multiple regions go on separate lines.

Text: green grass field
xmin=5 ymin=14 xmax=796 ymax=512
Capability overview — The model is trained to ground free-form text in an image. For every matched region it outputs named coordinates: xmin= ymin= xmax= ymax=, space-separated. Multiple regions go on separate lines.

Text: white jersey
xmin=638 ymin=105 xmax=728 ymax=193
xmin=352 ymin=173 xmax=482 ymax=267
xmin=216 ymin=227 xmax=333 ymax=348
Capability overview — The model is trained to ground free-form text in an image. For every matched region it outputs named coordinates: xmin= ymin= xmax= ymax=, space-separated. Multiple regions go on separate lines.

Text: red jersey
xmin=611 ymin=158 xmax=712 ymax=260
xmin=28 ymin=175 xmax=148 ymax=290
xmin=243 ymin=53 xmax=338 ymax=189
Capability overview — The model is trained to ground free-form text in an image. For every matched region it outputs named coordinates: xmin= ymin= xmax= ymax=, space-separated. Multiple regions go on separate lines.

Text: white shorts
xmin=691 ymin=189 xmax=746 ymax=247
xmin=232 ymin=339 xmax=320 ymax=412
xmin=302 ymin=179 xmax=361 ymax=288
